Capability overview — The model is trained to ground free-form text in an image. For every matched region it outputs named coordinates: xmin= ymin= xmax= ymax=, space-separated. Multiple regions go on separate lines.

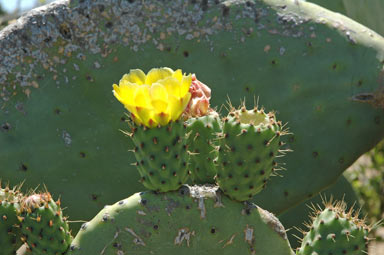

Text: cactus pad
xmin=297 ymin=200 xmax=370 ymax=255
xmin=69 ymin=185 xmax=293 ymax=255
xmin=19 ymin=193 xmax=72 ymax=255
xmin=216 ymin=105 xmax=285 ymax=201
xmin=129 ymin=120 xmax=190 ymax=192
xmin=186 ymin=111 xmax=222 ymax=184
xmin=0 ymin=184 xmax=22 ymax=255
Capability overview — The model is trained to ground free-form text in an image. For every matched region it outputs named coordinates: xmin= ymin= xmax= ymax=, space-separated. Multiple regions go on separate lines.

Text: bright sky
xmin=0 ymin=0 xmax=54 ymax=13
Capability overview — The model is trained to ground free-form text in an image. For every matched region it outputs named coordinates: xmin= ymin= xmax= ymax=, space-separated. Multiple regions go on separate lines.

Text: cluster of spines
xmin=0 ymin=182 xmax=22 ymax=255
xmin=19 ymin=192 xmax=72 ymax=255
xmin=297 ymin=199 xmax=371 ymax=255
xmin=127 ymin=119 xmax=190 ymax=192
xmin=215 ymin=104 xmax=289 ymax=201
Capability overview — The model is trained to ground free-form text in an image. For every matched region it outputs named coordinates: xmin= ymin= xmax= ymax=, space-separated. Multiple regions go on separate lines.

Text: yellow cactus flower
xmin=113 ymin=67 xmax=192 ymax=127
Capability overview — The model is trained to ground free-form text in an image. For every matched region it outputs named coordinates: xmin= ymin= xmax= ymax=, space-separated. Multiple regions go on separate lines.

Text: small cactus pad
xmin=69 ymin=185 xmax=293 ymax=255
xmin=0 ymin=184 xmax=22 ymax=255
xmin=216 ymin=106 xmax=285 ymax=201
xmin=129 ymin=120 xmax=189 ymax=192
xmin=297 ymin=200 xmax=370 ymax=255
xmin=186 ymin=111 xmax=222 ymax=184
xmin=20 ymin=193 xmax=72 ymax=255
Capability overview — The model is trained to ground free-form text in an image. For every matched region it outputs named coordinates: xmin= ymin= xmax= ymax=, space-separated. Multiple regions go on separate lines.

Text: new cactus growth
xmin=297 ymin=200 xmax=370 ymax=255
xmin=216 ymin=104 xmax=286 ymax=201
xmin=19 ymin=192 xmax=72 ymax=255
xmin=0 ymin=184 xmax=22 ymax=255
xmin=113 ymin=68 xmax=192 ymax=192
xmin=69 ymin=185 xmax=294 ymax=255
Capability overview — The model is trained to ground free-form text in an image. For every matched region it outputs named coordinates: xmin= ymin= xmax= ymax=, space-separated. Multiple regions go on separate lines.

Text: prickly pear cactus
xmin=186 ymin=111 xmax=222 ymax=184
xmin=19 ymin=193 xmax=72 ymax=255
xmin=2 ymin=0 xmax=384 ymax=228
xmin=216 ymin=105 xmax=286 ymax=201
xmin=297 ymin=200 xmax=370 ymax=255
xmin=0 ymin=184 xmax=22 ymax=255
xmin=69 ymin=185 xmax=294 ymax=255
xmin=279 ymin=175 xmax=360 ymax=249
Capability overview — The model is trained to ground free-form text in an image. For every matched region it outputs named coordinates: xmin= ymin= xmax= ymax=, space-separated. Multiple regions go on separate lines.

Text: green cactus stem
xmin=69 ymin=185 xmax=294 ymax=255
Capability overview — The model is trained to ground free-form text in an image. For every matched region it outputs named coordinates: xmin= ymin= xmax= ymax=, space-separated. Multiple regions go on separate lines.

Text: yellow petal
xmin=150 ymin=83 xmax=168 ymax=113
xmin=180 ymin=74 xmax=192 ymax=97
xmin=160 ymin=77 xmax=181 ymax=98
xmin=172 ymin=69 xmax=183 ymax=82
xmin=154 ymin=112 xmax=171 ymax=126
xmin=134 ymin=85 xmax=151 ymax=108
xmin=136 ymin=107 xmax=158 ymax=128
xmin=150 ymin=83 xmax=168 ymax=101
xmin=121 ymin=69 xmax=146 ymax=85
xmin=145 ymin=68 xmax=174 ymax=85
xmin=168 ymin=92 xmax=191 ymax=121
xmin=113 ymin=83 xmax=136 ymax=106
xmin=180 ymin=92 xmax=192 ymax=115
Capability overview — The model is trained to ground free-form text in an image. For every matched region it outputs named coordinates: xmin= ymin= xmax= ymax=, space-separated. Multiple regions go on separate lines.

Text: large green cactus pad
xmin=69 ymin=185 xmax=294 ymax=255
xmin=1 ymin=0 xmax=384 ymax=232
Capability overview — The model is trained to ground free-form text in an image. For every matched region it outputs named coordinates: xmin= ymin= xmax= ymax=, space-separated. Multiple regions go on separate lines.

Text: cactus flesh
xmin=186 ymin=111 xmax=222 ymax=184
xmin=19 ymin=193 xmax=72 ymax=255
xmin=0 ymin=184 xmax=22 ymax=255
xmin=216 ymin=105 xmax=284 ymax=201
xmin=297 ymin=200 xmax=370 ymax=255
xmin=69 ymin=185 xmax=293 ymax=255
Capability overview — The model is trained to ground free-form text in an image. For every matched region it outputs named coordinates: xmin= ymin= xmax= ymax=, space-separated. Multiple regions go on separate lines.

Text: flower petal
xmin=172 ymin=69 xmax=183 ymax=82
xmin=134 ymin=85 xmax=151 ymax=108
xmin=154 ymin=112 xmax=171 ymax=126
xmin=150 ymin=83 xmax=168 ymax=113
xmin=121 ymin=69 xmax=146 ymax=85
xmin=113 ymin=83 xmax=136 ymax=106
xmin=181 ymin=74 xmax=192 ymax=97
xmin=136 ymin=106 xmax=157 ymax=127
xmin=145 ymin=67 xmax=174 ymax=85
xmin=160 ymin=77 xmax=182 ymax=98
xmin=168 ymin=93 xmax=191 ymax=121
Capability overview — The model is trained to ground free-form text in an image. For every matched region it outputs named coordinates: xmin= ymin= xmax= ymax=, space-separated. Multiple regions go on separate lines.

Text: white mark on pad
xmin=125 ymin=228 xmax=146 ymax=246
xmin=174 ymin=228 xmax=195 ymax=247
xmin=137 ymin=210 xmax=146 ymax=216
xmin=198 ymin=197 xmax=206 ymax=219
xmin=244 ymin=225 xmax=254 ymax=245
xmin=62 ymin=130 xmax=72 ymax=146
